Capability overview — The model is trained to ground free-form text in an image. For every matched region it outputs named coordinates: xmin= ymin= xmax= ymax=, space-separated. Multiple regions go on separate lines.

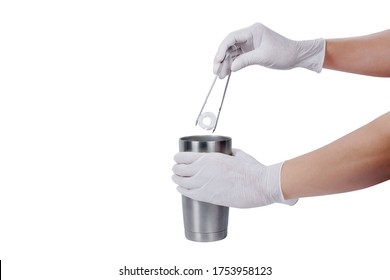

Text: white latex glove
xmin=214 ymin=23 xmax=326 ymax=78
xmin=172 ymin=149 xmax=298 ymax=208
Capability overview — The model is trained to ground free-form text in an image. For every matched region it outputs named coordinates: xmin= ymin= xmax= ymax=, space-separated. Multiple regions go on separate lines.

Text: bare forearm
xmin=323 ymin=30 xmax=390 ymax=77
xmin=282 ymin=112 xmax=390 ymax=199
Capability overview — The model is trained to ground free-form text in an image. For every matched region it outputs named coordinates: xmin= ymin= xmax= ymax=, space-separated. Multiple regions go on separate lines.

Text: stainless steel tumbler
xmin=179 ymin=135 xmax=232 ymax=242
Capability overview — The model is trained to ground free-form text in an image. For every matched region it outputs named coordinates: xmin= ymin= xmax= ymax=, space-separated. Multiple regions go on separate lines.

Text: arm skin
xmin=323 ymin=30 xmax=390 ymax=77
xmin=281 ymin=31 xmax=390 ymax=199
xmin=282 ymin=112 xmax=390 ymax=199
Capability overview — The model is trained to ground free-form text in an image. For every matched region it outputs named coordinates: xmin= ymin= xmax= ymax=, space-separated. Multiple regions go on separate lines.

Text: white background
xmin=0 ymin=0 xmax=389 ymax=279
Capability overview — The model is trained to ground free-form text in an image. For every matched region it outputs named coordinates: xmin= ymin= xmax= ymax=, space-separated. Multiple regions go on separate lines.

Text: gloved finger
xmin=176 ymin=186 xmax=200 ymax=201
xmin=216 ymin=60 xmax=231 ymax=79
xmin=172 ymin=162 xmax=199 ymax=177
xmin=178 ymin=186 xmax=230 ymax=207
xmin=231 ymin=51 xmax=258 ymax=72
xmin=172 ymin=175 xmax=202 ymax=190
xmin=214 ymin=46 xmax=244 ymax=77
xmin=177 ymin=187 xmax=214 ymax=206
xmin=213 ymin=52 xmax=231 ymax=78
xmin=229 ymin=47 xmax=243 ymax=60
xmin=213 ymin=61 xmax=223 ymax=77
xmin=173 ymin=152 xmax=204 ymax=164
xmin=214 ymin=29 xmax=251 ymax=64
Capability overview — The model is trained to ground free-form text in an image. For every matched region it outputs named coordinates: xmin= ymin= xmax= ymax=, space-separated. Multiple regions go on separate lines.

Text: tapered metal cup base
xmin=185 ymin=229 xmax=227 ymax=242
xmin=182 ymin=195 xmax=229 ymax=242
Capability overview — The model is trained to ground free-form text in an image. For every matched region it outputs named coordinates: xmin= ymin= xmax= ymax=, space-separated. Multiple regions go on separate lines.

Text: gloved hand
xmin=214 ymin=23 xmax=326 ymax=78
xmin=172 ymin=149 xmax=298 ymax=208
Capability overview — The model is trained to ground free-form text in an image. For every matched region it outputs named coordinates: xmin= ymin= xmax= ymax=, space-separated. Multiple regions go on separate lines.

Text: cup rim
xmin=179 ymin=135 xmax=231 ymax=142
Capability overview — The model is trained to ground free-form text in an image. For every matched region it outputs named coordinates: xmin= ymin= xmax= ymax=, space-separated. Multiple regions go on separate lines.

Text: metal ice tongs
xmin=195 ymin=51 xmax=233 ymax=133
